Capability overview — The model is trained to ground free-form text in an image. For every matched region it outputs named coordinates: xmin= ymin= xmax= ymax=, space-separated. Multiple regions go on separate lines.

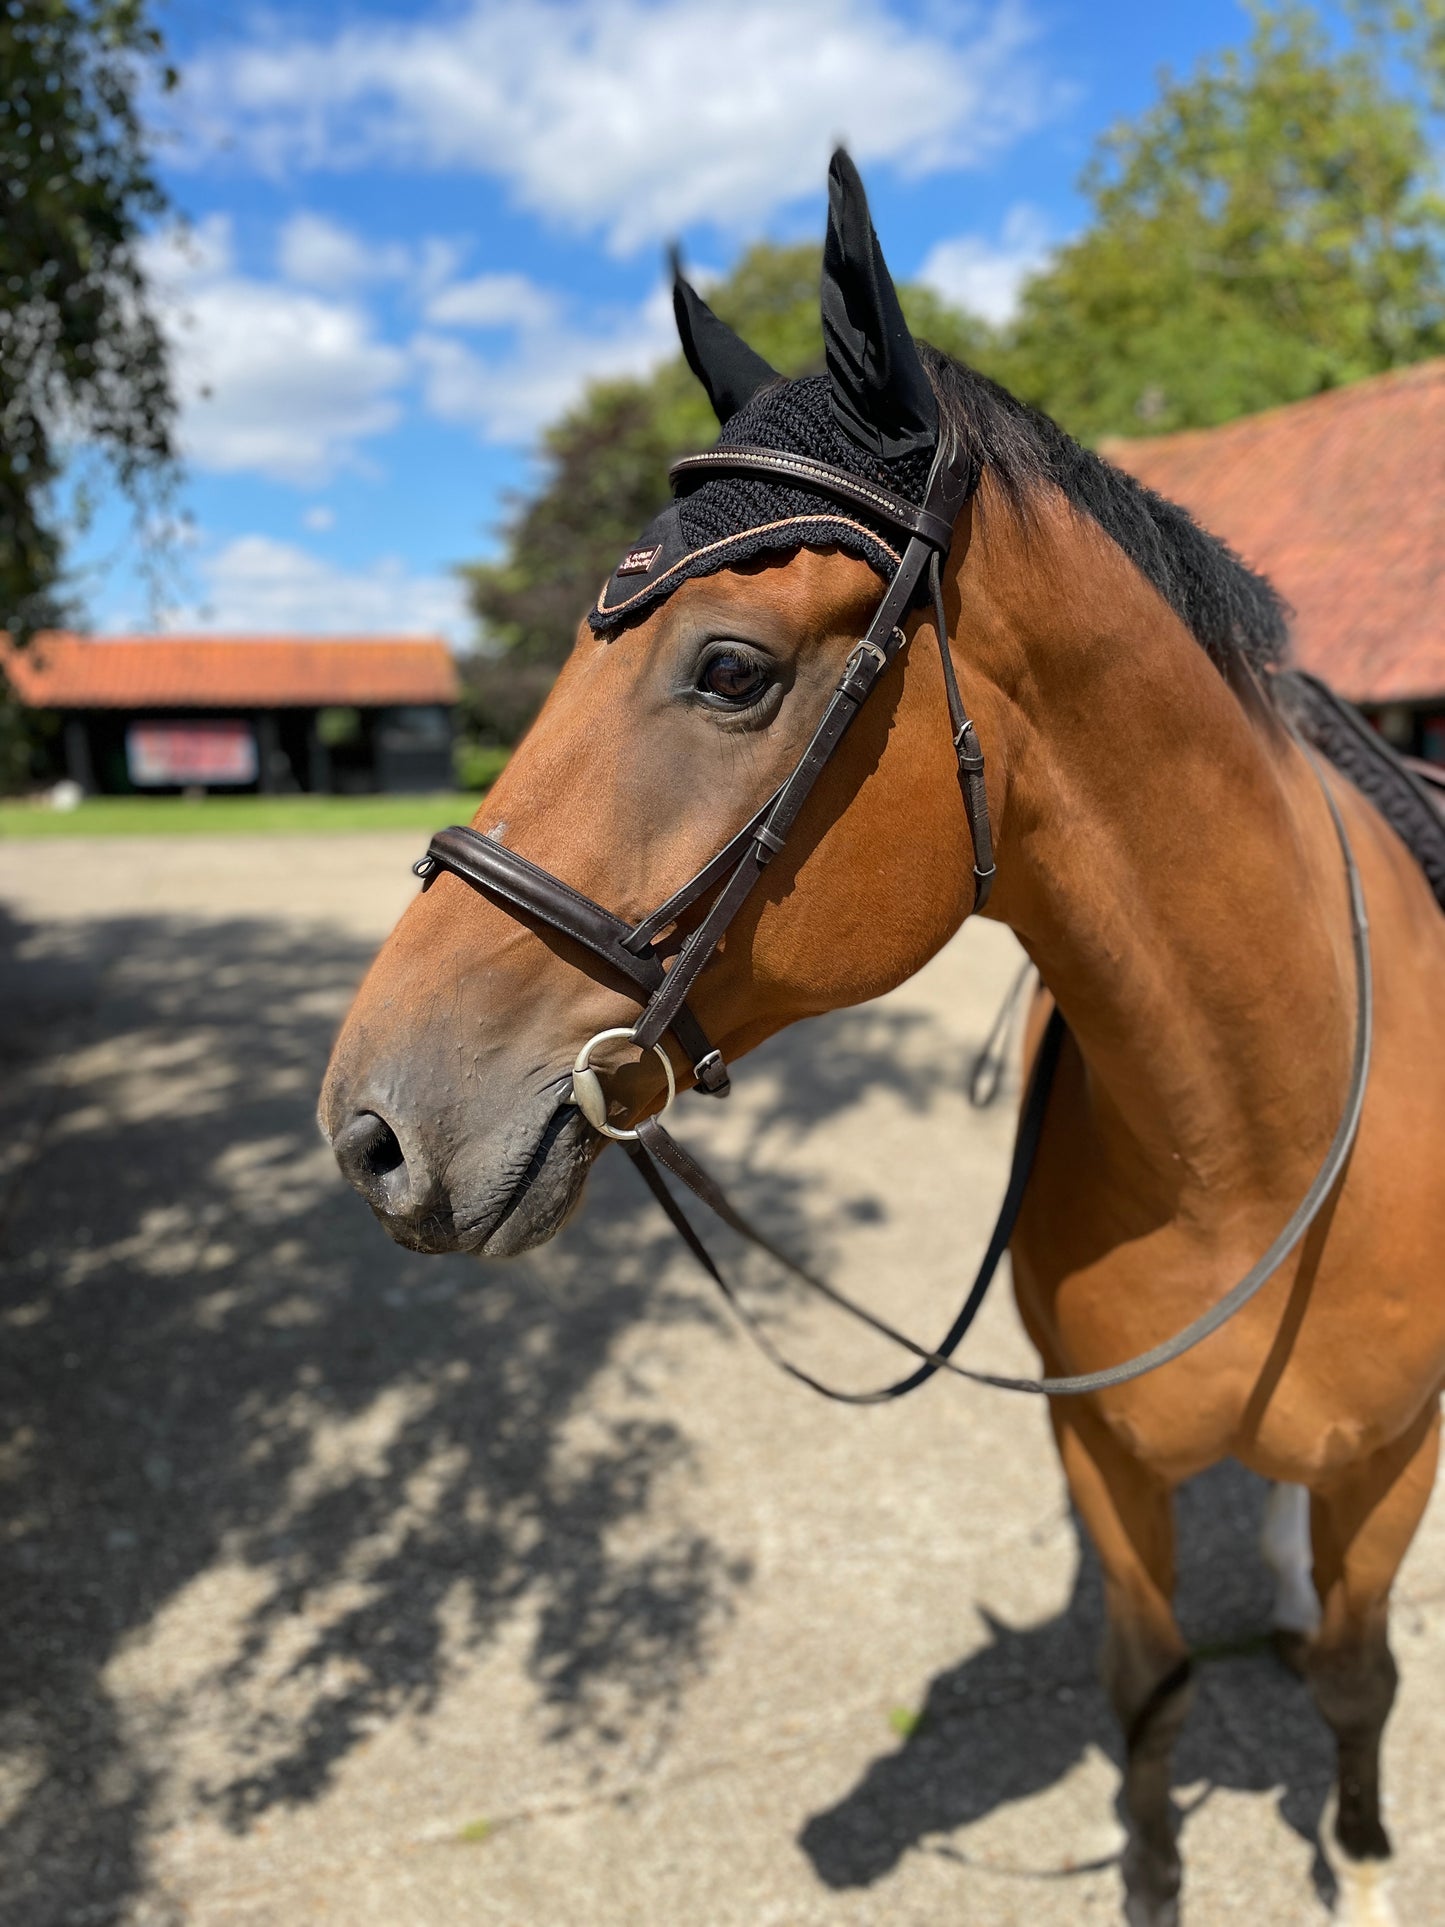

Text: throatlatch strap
xmin=968 ymin=958 xmax=1035 ymax=1109
xmin=930 ymin=548 xmax=994 ymax=913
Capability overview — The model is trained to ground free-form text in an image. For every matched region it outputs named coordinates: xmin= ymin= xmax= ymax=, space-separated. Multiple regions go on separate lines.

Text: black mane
xmin=922 ymin=346 xmax=1289 ymax=676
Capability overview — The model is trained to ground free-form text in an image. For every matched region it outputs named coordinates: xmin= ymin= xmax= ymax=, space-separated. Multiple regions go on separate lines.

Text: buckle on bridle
xmin=568 ymin=1026 xmax=677 ymax=1141
xmin=954 ymin=719 xmax=986 ymax=774
xmin=838 ymin=636 xmax=889 ymax=702
xmin=846 ymin=637 xmax=888 ymax=674
xmin=692 ymin=1047 xmax=730 ymax=1095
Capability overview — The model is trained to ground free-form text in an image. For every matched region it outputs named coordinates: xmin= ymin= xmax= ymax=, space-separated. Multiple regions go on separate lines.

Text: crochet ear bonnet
xmin=589 ymin=151 xmax=959 ymax=635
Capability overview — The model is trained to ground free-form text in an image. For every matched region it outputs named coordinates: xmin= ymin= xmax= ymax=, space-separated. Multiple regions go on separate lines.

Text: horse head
xmin=319 ymin=153 xmax=997 ymax=1257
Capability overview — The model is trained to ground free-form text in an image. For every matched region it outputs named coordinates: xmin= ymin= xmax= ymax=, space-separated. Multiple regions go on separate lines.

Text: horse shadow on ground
xmin=0 ymin=896 xmax=1011 ymax=1927
xmin=0 ymin=893 xmax=1338 ymax=1924
xmin=799 ymin=1459 xmax=1342 ymax=1910
xmin=0 ymin=899 xmax=738 ymax=1925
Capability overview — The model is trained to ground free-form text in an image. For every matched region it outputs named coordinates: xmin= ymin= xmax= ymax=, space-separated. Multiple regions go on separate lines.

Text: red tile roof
xmin=0 ymin=633 xmax=459 ymax=710
xmin=1102 ymin=360 xmax=1445 ymax=704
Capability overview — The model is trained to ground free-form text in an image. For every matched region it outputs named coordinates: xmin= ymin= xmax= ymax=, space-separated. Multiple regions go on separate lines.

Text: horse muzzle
xmin=321 ymin=1069 xmax=597 ymax=1260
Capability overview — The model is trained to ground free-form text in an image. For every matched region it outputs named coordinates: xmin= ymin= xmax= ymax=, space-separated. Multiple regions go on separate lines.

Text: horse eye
xmin=698 ymin=648 xmax=770 ymax=706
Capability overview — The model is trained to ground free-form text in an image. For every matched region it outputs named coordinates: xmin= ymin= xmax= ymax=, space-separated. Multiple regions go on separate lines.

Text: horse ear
xmin=821 ymin=149 xmax=937 ymax=460
xmin=670 ymin=248 xmax=778 ymax=426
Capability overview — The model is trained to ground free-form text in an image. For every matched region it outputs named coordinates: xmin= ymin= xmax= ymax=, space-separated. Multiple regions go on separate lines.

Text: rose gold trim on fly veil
xmin=595 ymin=514 xmax=903 ymax=618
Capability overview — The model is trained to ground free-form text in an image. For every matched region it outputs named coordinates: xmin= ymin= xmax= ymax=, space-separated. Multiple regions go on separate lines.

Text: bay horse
xmin=320 ymin=154 xmax=1444 ymax=1924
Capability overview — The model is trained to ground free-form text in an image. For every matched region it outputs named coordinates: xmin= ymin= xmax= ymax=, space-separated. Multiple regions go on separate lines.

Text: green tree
xmin=0 ymin=0 xmax=179 ymax=641
xmin=1350 ymin=1 xmax=1445 ymax=109
xmin=461 ymin=1 xmax=1445 ymax=719
xmin=997 ymin=3 xmax=1445 ymax=439
xmin=459 ymin=243 xmax=987 ymax=678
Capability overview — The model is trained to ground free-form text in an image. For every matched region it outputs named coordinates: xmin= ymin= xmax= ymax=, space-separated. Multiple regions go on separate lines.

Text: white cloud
xmin=147 ymin=217 xmax=407 ymax=484
xmin=146 ymin=216 xmax=677 ymax=468
xmin=302 ymin=504 xmax=336 ymax=531
xmin=277 ymin=211 xmax=410 ymax=290
xmin=181 ymin=0 xmax=1048 ymax=252
xmin=423 ymin=273 xmax=560 ymax=331
xmin=145 ymin=213 xmax=230 ymax=283
xmin=156 ymin=535 xmax=471 ymax=643
xmin=414 ymin=278 xmax=675 ymax=442
xmin=919 ymin=204 xmax=1052 ymax=327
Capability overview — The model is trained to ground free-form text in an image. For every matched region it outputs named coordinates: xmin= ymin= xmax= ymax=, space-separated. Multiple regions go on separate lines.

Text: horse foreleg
xmin=1261 ymin=1480 xmax=1321 ymax=1672
xmin=1052 ymin=1402 xmax=1192 ymax=1927
xmin=1306 ymin=1399 xmax=1440 ymax=1927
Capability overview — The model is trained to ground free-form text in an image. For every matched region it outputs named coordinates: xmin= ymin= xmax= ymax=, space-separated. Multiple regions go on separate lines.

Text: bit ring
xmin=569 ymin=1027 xmax=676 ymax=1141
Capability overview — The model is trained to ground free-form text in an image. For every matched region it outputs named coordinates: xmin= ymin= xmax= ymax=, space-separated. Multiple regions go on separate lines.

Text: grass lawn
xmin=0 ymin=790 xmax=496 ymax=839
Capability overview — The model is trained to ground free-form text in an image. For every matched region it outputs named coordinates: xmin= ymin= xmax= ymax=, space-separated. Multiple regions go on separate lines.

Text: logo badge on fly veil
xmin=616 ymin=544 xmax=662 ymax=577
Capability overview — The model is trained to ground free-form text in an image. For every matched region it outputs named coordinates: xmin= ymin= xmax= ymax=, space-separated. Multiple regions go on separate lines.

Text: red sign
xmin=127 ymin=721 xmax=258 ymax=787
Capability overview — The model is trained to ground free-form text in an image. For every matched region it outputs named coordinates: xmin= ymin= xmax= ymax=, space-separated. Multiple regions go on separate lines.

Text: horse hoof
xmin=1123 ymin=1888 xmax=1179 ymax=1927
xmin=1333 ymin=1858 xmax=1398 ymax=1927
xmin=1125 ymin=1896 xmax=1179 ymax=1927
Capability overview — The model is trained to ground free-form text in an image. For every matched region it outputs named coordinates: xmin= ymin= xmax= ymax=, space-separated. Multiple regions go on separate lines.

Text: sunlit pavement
xmin=0 ymin=834 xmax=1440 ymax=1926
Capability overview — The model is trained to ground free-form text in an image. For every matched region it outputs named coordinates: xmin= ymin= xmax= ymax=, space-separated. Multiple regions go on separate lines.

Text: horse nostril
xmin=334 ymin=1110 xmax=411 ymax=1208
xmin=354 ymin=1112 xmax=406 ymax=1178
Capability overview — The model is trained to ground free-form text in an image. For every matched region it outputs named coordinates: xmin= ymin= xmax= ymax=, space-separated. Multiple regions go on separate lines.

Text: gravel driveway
xmin=0 ymin=833 xmax=1440 ymax=1925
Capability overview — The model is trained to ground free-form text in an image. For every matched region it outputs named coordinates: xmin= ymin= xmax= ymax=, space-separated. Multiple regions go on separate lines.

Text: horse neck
xmin=962 ymin=489 xmax=1355 ymax=1197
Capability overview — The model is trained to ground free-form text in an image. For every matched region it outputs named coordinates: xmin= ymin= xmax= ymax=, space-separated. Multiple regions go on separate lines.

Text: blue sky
xmin=86 ymin=0 xmax=1263 ymax=644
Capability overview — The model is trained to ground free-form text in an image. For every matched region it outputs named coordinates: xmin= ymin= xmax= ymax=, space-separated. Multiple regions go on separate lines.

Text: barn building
xmin=1 ymin=633 xmax=459 ymax=795
xmin=1104 ymin=358 xmax=1445 ymax=769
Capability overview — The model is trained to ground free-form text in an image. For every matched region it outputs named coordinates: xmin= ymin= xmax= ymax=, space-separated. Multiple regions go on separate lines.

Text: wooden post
xmin=63 ymin=716 xmax=95 ymax=794
xmin=256 ymin=712 xmax=281 ymax=795
xmin=306 ymin=712 xmax=331 ymax=794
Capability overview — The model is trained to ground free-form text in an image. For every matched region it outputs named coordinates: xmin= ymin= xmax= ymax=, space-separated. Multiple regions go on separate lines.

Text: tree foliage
xmin=462 ymin=2 xmax=1445 ymax=710
xmin=996 ymin=4 xmax=1445 ymax=438
xmin=1350 ymin=0 xmax=1445 ymax=109
xmin=0 ymin=0 xmax=179 ymax=639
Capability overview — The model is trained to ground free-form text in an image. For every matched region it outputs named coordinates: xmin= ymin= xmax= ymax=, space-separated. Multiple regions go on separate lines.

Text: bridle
xmin=416 ymin=433 xmax=988 ymax=1107
xmin=414 ymin=439 xmax=1373 ymax=1403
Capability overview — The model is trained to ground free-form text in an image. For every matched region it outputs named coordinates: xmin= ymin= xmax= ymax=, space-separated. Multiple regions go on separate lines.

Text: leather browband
xmin=669 ymin=446 xmax=959 ymax=553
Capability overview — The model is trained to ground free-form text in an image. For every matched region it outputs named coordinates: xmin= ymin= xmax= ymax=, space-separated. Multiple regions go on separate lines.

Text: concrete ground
xmin=0 ymin=833 xmax=1440 ymax=1927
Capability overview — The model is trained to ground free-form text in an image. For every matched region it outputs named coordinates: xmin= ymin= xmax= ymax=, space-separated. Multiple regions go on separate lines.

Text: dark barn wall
xmin=373 ymin=706 xmax=454 ymax=793
xmin=59 ymin=704 xmax=456 ymax=795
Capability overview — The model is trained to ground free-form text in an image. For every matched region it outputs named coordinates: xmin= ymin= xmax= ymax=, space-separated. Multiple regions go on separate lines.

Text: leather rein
xmin=415 ymin=440 xmax=1373 ymax=1402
